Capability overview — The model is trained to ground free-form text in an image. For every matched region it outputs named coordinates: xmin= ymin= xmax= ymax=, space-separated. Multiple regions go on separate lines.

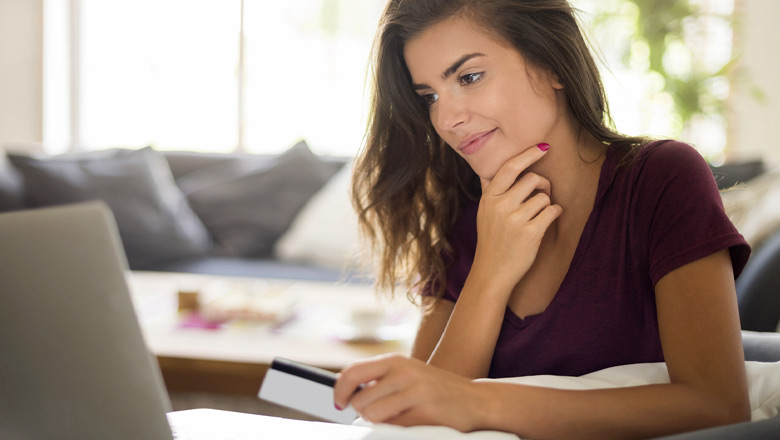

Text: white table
xmin=127 ymin=271 xmax=419 ymax=395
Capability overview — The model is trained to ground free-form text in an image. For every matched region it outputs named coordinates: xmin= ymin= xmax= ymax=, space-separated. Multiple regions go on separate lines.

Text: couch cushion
xmin=0 ymin=148 xmax=24 ymax=213
xmin=275 ymin=161 xmax=370 ymax=272
xmin=164 ymin=150 xmax=346 ymax=182
xmin=176 ymin=141 xmax=342 ymax=258
xmin=10 ymin=147 xmax=212 ymax=269
xmin=742 ymin=331 xmax=780 ymax=362
xmin=164 ymin=151 xmax=240 ymax=180
xmin=710 ymin=160 xmax=766 ymax=190
xmin=721 ymin=168 xmax=780 ymax=251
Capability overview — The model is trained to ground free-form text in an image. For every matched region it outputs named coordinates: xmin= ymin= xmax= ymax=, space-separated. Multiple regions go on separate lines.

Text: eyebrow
xmin=412 ymin=52 xmax=486 ymax=91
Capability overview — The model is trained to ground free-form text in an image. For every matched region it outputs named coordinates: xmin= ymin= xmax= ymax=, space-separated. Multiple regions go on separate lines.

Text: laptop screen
xmin=0 ymin=202 xmax=174 ymax=439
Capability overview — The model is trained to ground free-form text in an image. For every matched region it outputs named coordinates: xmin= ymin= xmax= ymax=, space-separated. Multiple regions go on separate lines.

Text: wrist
xmin=463 ymin=262 xmax=516 ymax=301
xmin=467 ymin=381 xmax=502 ymax=432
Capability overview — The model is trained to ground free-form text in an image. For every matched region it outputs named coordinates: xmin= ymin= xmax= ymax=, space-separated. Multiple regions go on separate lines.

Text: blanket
xmin=362 ymin=361 xmax=780 ymax=440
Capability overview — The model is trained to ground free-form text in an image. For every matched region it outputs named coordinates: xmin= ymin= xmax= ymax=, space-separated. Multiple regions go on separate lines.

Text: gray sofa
xmin=2 ymin=144 xmax=779 ymax=330
xmin=0 ymin=141 xmax=361 ymax=283
xmin=710 ymin=161 xmax=780 ymax=333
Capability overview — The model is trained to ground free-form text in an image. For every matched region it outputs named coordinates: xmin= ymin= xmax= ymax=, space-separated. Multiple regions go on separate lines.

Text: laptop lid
xmin=0 ymin=202 xmax=174 ymax=439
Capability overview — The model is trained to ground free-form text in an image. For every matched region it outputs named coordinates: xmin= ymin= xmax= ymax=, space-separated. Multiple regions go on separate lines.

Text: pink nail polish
xmin=537 ymin=143 xmax=550 ymax=152
xmin=335 ymin=403 xmax=343 ymax=411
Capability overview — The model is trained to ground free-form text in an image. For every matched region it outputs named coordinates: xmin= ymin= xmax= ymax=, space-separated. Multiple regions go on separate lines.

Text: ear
xmin=538 ymin=66 xmax=563 ymax=90
xmin=551 ymin=73 xmax=564 ymax=90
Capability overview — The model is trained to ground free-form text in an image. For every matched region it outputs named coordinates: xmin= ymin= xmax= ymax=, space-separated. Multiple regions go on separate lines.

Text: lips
xmin=457 ymin=128 xmax=497 ymax=155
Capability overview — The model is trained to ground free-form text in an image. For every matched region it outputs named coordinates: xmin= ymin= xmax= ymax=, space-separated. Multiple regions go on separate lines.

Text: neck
xmin=529 ymin=125 xmax=607 ymax=241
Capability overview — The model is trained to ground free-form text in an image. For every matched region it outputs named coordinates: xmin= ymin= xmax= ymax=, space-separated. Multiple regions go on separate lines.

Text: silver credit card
xmin=258 ymin=357 xmax=359 ymax=424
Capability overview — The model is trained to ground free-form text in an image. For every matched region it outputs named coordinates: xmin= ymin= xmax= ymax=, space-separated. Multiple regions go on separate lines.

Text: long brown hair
xmin=352 ymin=0 xmax=645 ymax=301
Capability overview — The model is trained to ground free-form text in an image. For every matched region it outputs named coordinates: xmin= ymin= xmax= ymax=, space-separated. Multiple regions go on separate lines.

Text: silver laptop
xmin=0 ymin=202 xmax=372 ymax=440
xmin=0 ymin=202 xmax=176 ymax=439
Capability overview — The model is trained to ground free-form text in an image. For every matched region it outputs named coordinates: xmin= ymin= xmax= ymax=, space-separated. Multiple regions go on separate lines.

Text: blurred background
xmin=0 ymin=0 xmax=778 ymax=164
xmin=2 ymin=0 xmax=780 ymax=419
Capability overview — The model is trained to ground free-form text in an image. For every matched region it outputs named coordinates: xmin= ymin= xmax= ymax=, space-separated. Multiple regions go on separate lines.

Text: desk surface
xmin=128 ymin=271 xmax=418 ymax=370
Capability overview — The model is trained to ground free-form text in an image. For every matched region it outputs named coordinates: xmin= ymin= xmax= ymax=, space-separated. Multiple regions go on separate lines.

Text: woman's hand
xmin=419 ymin=144 xmax=562 ymax=378
xmin=333 ymin=354 xmax=487 ymax=431
xmin=474 ymin=144 xmax=562 ymax=292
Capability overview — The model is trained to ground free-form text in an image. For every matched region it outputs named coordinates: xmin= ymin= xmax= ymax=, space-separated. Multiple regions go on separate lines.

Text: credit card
xmin=258 ymin=357 xmax=359 ymax=424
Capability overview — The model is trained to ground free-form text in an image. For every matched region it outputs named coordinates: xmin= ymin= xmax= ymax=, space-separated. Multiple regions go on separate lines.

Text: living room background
xmin=2 ymin=0 xmax=778 ymax=165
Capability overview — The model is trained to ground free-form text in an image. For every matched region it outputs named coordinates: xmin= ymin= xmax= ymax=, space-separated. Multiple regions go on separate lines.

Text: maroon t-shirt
xmin=429 ymin=140 xmax=750 ymax=378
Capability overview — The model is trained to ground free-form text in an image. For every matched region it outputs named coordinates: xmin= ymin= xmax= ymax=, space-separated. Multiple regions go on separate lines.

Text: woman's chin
xmin=470 ymin=164 xmax=498 ymax=183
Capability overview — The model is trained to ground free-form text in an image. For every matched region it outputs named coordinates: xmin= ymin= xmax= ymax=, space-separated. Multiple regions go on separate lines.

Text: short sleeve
xmin=635 ymin=141 xmax=751 ymax=285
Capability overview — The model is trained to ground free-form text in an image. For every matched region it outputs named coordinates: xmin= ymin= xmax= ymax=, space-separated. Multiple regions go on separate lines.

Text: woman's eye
xmin=422 ymin=93 xmax=438 ymax=106
xmin=459 ymin=72 xmax=483 ymax=85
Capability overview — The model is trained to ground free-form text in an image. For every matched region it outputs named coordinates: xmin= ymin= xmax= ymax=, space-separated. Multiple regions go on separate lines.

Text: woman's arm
xmin=410 ymin=296 xmax=454 ymax=361
xmin=335 ymin=250 xmax=751 ymax=439
xmin=472 ymin=249 xmax=750 ymax=439
xmin=425 ymin=269 xmax=514 ymax=377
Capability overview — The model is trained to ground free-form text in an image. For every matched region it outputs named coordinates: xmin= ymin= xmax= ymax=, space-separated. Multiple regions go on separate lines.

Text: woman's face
xmin=404 ymin=16 xmax=566 ymax=179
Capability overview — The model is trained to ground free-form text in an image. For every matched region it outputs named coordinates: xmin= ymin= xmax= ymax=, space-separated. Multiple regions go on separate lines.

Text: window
xmin=45 ymin=0 xmax=734 ymax=160
xmin=243 ymin=1 xmax=384 ymax=155
xmin=80 ymin=0 xmax=240 ymax=152
xmin=44 ymin=0 xmax=384 ymax=156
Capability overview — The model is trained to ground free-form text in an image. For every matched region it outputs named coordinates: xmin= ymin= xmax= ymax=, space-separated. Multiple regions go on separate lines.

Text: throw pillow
xmin=721 ymin=169 xmax=780 ymax=252
xmin=176 ymin=141 xmax=340 ymax=258
xmin=11 ymin=147 xmax=212 ymax=269
xmin=0 ymin=148 xmax=24 ymax=212
xmin=275 ymin=161 xmax=371 ymax=272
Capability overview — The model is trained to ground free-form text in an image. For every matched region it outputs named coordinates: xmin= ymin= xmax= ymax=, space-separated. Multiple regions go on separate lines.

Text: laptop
xmin=0 ymin=202 xmax=370 ymax=440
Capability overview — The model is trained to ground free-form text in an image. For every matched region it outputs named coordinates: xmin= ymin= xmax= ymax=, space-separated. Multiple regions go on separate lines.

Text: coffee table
xmin=127 ymin=271 xmax=419 ymax=396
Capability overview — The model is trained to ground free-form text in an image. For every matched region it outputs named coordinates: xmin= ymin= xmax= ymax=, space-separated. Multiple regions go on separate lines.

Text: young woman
xmin=335 ymin=1 xmax=752 ymax=438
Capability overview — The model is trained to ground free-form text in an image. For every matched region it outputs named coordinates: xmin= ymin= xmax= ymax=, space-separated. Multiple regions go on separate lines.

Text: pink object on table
xmin=177 ymin=312 xmax=224 ymax=330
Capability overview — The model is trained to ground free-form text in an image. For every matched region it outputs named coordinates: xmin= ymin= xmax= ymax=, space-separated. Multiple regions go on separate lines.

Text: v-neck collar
xmin=504 ymin=146 xmax=619 ymax=328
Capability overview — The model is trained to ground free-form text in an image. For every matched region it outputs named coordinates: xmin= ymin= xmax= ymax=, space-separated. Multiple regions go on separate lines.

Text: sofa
xmin=1 ymin=143 xmax=779 ymax=331
xmin=713 ymin=161 xmax=780 ymax=332
xmin=0 ymin=141 xmax=370 ymax=284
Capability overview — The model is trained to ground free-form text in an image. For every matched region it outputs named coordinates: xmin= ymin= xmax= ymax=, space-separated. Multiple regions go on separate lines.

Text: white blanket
xmin=362 ymin=361 xmax=780 ymax=440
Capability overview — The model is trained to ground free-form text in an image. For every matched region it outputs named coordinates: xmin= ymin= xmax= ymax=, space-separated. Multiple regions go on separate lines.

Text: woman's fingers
xmin=529 ymin=203 xmax=563 ymax=232
xmin=514 ymin=192 xmax=554 ymax=223
xmin=503 ymin=172 xmax=552 ymax=204
xmin=334 ymin=355 xmax=482 ymax=430
xmin=333 ymin=354 xmax=412 ymax=410
xmin=354 ymin=386 xmax=420 ymax=424
xmin=485 ymin=172 xmax=553 ymax=226
xmin=348 ymin=369 xmax=410 ymax=414
xmin=481 ymin=144 xmax=549 ymax=195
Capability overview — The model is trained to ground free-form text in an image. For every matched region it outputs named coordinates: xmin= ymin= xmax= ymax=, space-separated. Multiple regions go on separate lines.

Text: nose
xmin=433 ymin=94 xmax=468 ymax=131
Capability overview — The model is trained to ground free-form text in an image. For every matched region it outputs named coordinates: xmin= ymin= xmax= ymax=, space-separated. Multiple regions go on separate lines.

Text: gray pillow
xmin=0 ymin=149 xmax=24 ymax=213
xmin=176 ymin=141 xmax=340 ymax=258
xmin=11 ymin=147 xmax=212 ymax=269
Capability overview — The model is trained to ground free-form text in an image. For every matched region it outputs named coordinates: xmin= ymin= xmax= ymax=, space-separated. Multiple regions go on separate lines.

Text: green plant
xmin=585 ymin=0 xmax=741 ymax=159
xmin=628 ymin=0 xmax=734 ymax=130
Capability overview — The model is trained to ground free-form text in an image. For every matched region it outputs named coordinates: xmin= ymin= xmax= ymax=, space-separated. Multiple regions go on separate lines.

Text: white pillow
xmin=481 ymin=361 xmax=780 ymax=422
xmin=275 ymin=161 xmax=370 ymax=271
xmin=359 ymin=362 xmax=780 ymax=439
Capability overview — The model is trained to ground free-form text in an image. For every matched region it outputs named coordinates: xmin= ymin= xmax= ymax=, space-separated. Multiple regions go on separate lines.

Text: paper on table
xmin=363 ymin=424 xmax=520 ymax=440
xmin=167 ymin=409 xmax=370 ymax=439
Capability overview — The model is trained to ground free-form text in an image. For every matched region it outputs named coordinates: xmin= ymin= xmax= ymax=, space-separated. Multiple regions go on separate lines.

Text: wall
xmin=729 ymin=0 xmax=780 ymax=166
xmin=0 ymin=0 xmax=43 ymax=150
